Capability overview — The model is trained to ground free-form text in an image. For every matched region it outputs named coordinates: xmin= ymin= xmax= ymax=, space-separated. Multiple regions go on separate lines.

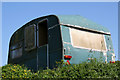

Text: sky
xmin=1 ymin=2 xmax=118 ymax=66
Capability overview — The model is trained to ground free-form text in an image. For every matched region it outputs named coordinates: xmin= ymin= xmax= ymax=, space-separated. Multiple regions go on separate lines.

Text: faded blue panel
xmin=63 ymin=43 xmax=89 ymax=64
xmin=60 ymin=25 xmax=71 ymax=43
xmin=61 ymin=25 xmax=107 ymax=63
xmin=92 ymin=51 xmax=105 ymax=62
xmin=38 ymin=45 xmax=47 ymax=70
xmin=63 ymin=42 xmax=107 ymax=64
xmin=105 ymin=35 xmax=114 ymax=51
xmin=58 ymin=15 xmax=109 ymax=33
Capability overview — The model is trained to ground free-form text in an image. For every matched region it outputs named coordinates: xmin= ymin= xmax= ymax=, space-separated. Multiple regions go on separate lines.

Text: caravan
xmin=8 ymin=15 xmax=115 ymax=71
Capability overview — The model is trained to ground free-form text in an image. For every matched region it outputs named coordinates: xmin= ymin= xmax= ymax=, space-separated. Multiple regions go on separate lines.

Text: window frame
xmin=69 ymin=27 xmax=107 ymax=52
xmin=37 ymin=19 xmax=48 ymax=47
xmin=10 ymin=41 xmax=23 ymax=59
xmin=24 ymin=24 xmax=36 ymax=51
xmin=11 ymin=47 xmax=22 ymax=59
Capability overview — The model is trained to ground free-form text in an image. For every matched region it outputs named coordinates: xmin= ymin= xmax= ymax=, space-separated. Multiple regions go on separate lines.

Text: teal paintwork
xmin=58 ymin=15 xmax=109 ymax=33
xmin=60 ymin=24 xmax=114 ymax=64
xmin=104 ymin=35 xmax=114 ymax=62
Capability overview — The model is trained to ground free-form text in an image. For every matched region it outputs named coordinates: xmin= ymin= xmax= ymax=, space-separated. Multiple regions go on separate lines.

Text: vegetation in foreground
xmin=1 ymin=60 xmax=120 ymax=79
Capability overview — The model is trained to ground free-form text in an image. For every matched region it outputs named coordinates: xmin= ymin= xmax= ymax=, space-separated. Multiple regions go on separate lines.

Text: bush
xmin=2 ymin=64 xmax=34 ymax=79
xmin=38 ymin=60 xmax=120 ymax=78
xmin=1 ymin=60 xmax=120 ymax=79
xmin=0 ymin=67 xmax=2 ymax=79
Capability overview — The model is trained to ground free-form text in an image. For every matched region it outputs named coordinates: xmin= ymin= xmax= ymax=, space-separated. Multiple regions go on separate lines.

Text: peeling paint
xmin=103 ymin=52 xmax=107 ymax=62
xmin=61 ymin=25 xmax=114 ymax=63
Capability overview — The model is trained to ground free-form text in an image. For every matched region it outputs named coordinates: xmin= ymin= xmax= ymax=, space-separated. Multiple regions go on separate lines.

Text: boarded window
xmin=38 ymin=20 xmax=48 ymax=46
xmin=70 ymin=28 xmax=106 ymax=51
xmin=24 ymin=24 xmax=36 ymax=51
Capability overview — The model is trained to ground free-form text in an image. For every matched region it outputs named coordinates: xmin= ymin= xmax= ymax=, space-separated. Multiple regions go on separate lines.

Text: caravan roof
xmin=58 ymin=15 xmax=110 ymax=35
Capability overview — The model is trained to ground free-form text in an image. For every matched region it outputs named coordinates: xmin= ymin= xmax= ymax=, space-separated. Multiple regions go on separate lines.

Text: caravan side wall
xmin=8 ymin=15 xmax=63 ymax=71
xmin=60 ymin=25 xmax=115 ymax=64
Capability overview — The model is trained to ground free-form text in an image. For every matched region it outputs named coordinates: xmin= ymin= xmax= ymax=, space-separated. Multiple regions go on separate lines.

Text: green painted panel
xmin=48 ymin=26 xmax=62 ymax=52
xmin=38 ymin=45 xmax=47 ymax=70
xmin=49 ymin=49 xmax=62 ymax=69
xmin=23 ymin=58 xmax=37 ymax=71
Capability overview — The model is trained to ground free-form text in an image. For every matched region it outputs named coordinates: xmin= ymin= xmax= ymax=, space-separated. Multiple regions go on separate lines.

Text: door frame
xmin=37 ymin=19 xmax=49 ymax=70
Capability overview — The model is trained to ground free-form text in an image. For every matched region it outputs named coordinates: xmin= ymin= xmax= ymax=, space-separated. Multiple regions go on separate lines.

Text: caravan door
xmin=37 ymin=19 xmax=48 ymax=70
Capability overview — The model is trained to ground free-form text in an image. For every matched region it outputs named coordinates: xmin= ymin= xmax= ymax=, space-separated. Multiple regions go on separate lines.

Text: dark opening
xmin=38 ymin=20 xmax=48 ymax=46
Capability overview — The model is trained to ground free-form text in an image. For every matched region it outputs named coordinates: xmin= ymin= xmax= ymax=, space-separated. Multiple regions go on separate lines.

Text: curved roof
xmin=58 ymin=15 xmax=110 ymax=33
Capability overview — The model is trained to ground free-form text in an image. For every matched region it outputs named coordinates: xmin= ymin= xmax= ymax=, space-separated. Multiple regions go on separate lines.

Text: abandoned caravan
xmin=8 ymin=15 xmax=115 ymax=71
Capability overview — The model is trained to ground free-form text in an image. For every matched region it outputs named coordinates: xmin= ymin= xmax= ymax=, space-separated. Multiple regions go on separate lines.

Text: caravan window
xmin=70 ymin=28 xmax=106 ymax=51
xmin=11 ymin=48 xmax=22 ymax=59
xmin=10 ymin=42 xmax=22 ymax=59
xmin=24 ymin=24 xmax=36 ymax=51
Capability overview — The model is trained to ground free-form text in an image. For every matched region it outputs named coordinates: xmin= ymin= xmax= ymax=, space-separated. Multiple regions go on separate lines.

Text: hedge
xmin=1 ymin=60 xmax=120 ymax=79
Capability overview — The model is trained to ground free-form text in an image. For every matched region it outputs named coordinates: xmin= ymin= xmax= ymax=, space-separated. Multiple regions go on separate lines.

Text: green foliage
xmin=1 ymin=61 xmax=120 ymax=79
xmin=0 ymin=67 xmax=2 ymax=79
xmin=2 ymin=64 xmax=34 ymax=79
xmin=38 ymin=60 xmax=120 ymax=78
